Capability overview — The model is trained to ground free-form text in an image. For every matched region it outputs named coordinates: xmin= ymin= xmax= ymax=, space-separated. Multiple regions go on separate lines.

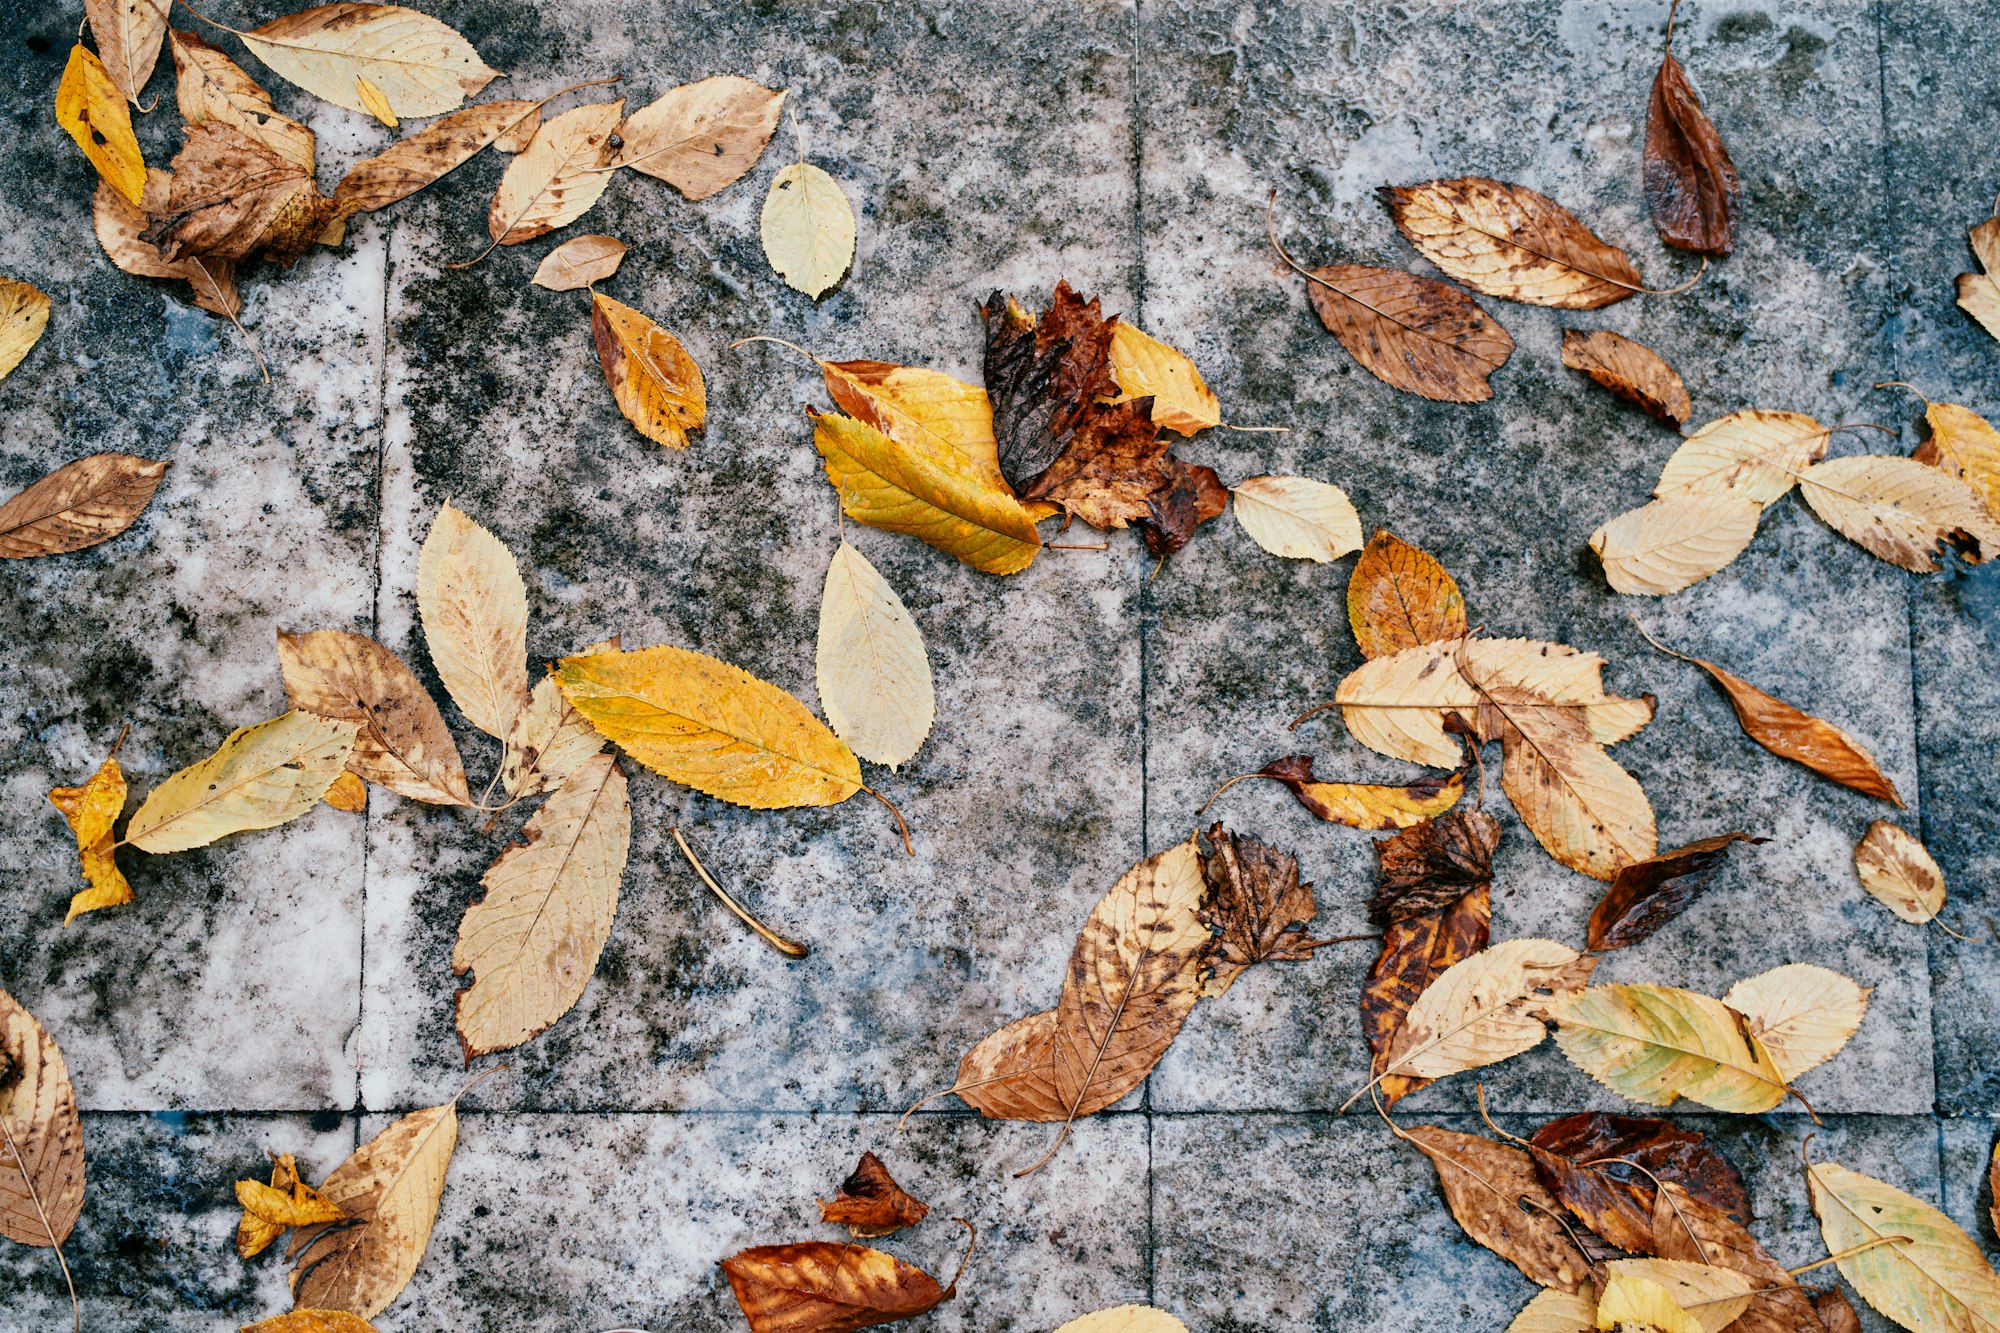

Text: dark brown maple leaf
xmin=1368 ymin=808 xmax=1501 ymax=926
xmin=1360 ymin=885 xmax=1489 ymax=1106
xmin=1196 ymin=822 xmax=1322 ymax=995
xmin=1138 ymin=457 xmax=1228 ymax=555
xmin=1016 ymin=392 xmax=1172 ymax=530
xmin=1585 ymin=832 xmax=1765 ymax=951
xmin=1528 ymin=1112 xmax=1749 ymax=1255
xmin=980 ymin=282 xmax=1120 ymax=490
xmin=818 ymin=1152 xmax=929 ymax=1239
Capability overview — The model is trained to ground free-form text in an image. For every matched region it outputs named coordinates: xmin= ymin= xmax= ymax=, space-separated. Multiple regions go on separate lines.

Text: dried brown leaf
xmin=333 ymin=99 xmax=541 ymax=214
xmin=1381 ymin=177 xmax=1644 ymax=309
xmin=981 ymin=282 xmax=1119 ymax=490
xmin=169 ymin=30 xmax=316 ymax=171
xmin=1196 ymin=823 xmax=1322 ymax=996
xmin=144 ymin=121 xmax=339 ymax=266
xmin=1585 ymin=833 xmax=1765 ymax=951
xmin=1303 ymin=263 xmax=1514 ymax=403
xmin=277 ymin=629 xmax=472 ymax=806
xmin=93 ymin=172 xmax=242 ymax=316
xmin=1404 ymin=1125 xmax=1593 ymax=1292
xmin=949 ymin=1009 xmax=1063 ymax=1122
xmin=1562 ymin=329 xmax=1691 ymax=425
xmin=1347 ymin=529 xmax=1469 ymax=660
xmin=1853 ymin=820 xmax=1945 ymax=924
xmin=1799 ymin=454 xmax=2000 ymax=572
xmin=613 ymin=76 xmax=785 ymax=199
xmin=1360 ymin=884 xmax=1489 ymax=1106
xmin=530 ymin=234 xmax=627 ymax=291
xmin=818 ymin=1152 xmax=929 ymax=1240
xmin=1645 ymin=49 xmax=1740 ymax=256
xmin=0 ymin=452 xmax=169 ymax=559
xmin=1651 ymin=1183 xmax=1824 ymax=1333
xmin=1369 ymin=807 xmax=1500 ymax=925
xmin=720 ymin=1239 xmax=957 ymax=1332
xmin=87 ymin=0 xmax=169 ymax=105
xmin=1530 ymin=1111 xmax=1750 ymax=1256
xmin=0 ymin=988 xmax=86 ymax=1249
xmin=1138 ymin=456 xmax=1227 ymax=556
xmin=1812 ymin=1287 xmax=1862 ymax=1333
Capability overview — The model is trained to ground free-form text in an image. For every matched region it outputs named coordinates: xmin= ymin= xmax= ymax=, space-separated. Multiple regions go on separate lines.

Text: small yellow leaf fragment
xmin=590 ymin=293 xmax=706 ymax=449
xmin=1108 ymin=323 xmax=1221 ymax=435
xmin=761 ymin=161 xmax=856 ymax=299
xmin=1959 ymin=216 xmax=2000 ymax=345
xmin=1052 ymin=1306 xmax=1193 ymax=1333
xmin=50 ymin=750 xmax=130 ymax=925
xmin=1853 ymin=819 xmax=1946 ymax=923
xmin=56 ymin=43 xmax=147 ymax=208
xmin=242 ymin=1312 xmax=380 ymax=1333
xmin=0 ymin=278 xmax=52 ymax=383
xmin=235 ymin=1152 xmax=344 ymax=1259
xmin=321 ymin=771 xmax=367 ymax=812
xmin=1913 ymin=399 xmax=2000 ymax=524
xmin=354 ymin=74 xmax=398 ymax=129
xmin=1229 ymin=475 xmax=1363 ymax=563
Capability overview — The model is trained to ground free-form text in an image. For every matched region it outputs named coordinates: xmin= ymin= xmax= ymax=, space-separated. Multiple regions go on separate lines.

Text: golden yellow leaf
xmin=416 ymin=502 xmax=530 ymax=741
xmin=1594 ymin=1273 xmax=1706 ymax=1333
xmin=56 ymin=43 xmax=146 ymax=208
xmin=49 ymin=748 xmax=129 ymax=925
xmin=1808 ymin=1160 xmax=2000 ymax=1333
xmin=590 ymin=293 xmax=706 ymax=449
xmin=85 ymin=0 xmax=168 ymax=105
xmin=170 ymin=31 xmax=317 ymax=171
xmin=1911 ymin=398 xmax=2000 ymax=523
xmin=125 ymin=712 xmax=360 ymax=854
xmin=814 ymin=357 xmax=1007 ymax=489
xmin=278 ymin=628 xmax=471 ymax=806
xmin=454 ymin=753 xmax=630 ymax=1059
xmin=0 ymin=452 xmax=169 ymax=560
xmin=500 ymin=637 xmax=614 ymax=799
xmin=1799 ymin=454 xmax=2000 ymax=571
xmin=1600 ymin=1260 xmax=1754 ymax=1333
xmin=1721 ymin=963 xmax=1870 ymax=1082
xmin=0 ymin=278 xmax=51 ymax=385
xmin=613 ymin=76 xmax=785 ymax=199
xmin=1507 ymin=1287 xmax=1597 ymax=1333
xmin=1347 ymin=529 xmax=1469 ymax=660
xmin=529 ymin=234 xmax=626 ymax=291
xmin=242 ymin=1312 xmax=380 ymax=1333
xmin=1381 ymin=176 xmax=1643 ymax=309
xmin=554 ymin=644 xmax=862 ymax=809
xmin=1654 ymin=410 xmax=1829 ymax=504
xmin=816 ymin=541 xmax=934 ymax=769
xmin=321 ymin=771 xmax=367 ymax=812
xmin=240 ymin=3 xmax=498 ymax=118
xmin=1107 ymin=322 xmax=1221 ymax=435
xmin=811 ymin=410 xmax=1042 ymax=576
xmin=488 ymin=100 xmax=622 ymax=246
xmin=1379 ymin=938 xmax=1595 ymax=1081
xmin=1053 ymin=1307 xmax=1192 ymax=1333
xmin=1959 ymin=215 xmax=2000 ymax=345
xmin=761 ymin=161 xmax=856 ymax=300
xmin=1229 ymin=475 xmax=1363 ymax=563
xmin=235 ymin=1157 xmax=344 ymax=1260
xmin=1853 ymin=819 xmax=1946 ymax=923
xmin=1589 ymin=493 xmax=1764 ymax=596
xmin=1547 ymin=983 xmax=1791 ymax=1113
xmin=354 ymin=74 xmax=398 ymax=128
xmin=0 ymin=988 xmax=86 ymax=1248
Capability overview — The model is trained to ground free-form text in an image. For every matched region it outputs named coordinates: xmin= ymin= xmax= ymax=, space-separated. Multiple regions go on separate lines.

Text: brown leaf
xmin=720 ymin=1239 xmax=957 ymax=1333
xmin=241 ymin=1313 xmax=380 ymax=1333
xmin=1404 ymin=1125 xmax=1593 ymax=1292
xmin=1235 ymin=752 xmax=1466 ymax=832
xmin=333 ymin=99 xmax=540 ymax=214
xmin=981 ymin=282 xmax=1121 ymax=491
xmin=1853 ymin=820 xmax=1946 ymax=924
xmin=87 ymin=0 xmax=170 ymax=106
xmin=144 ymin=121 xmax=340 ymax=266
xmin=529 ymin=234 xmax=627 ymax=291
xmin=169 ymin=30 xmax=316 ymax=172
xmin=1303 ymin=264 xmax=1514 ymax=403
xmin=1196 ymin=823 xmax=1322 ymax=996
xmin=949 ymin=1009 xmax=1064 ymax=1122
xmin=1347 ymin=529 xmax=1470 ymax=660
xmin=277 ymin=628 xmax=473 ymax=806
xmin=1644 ymin=47 xmax=1741 ymax=256
xmin=1812 ymin=1288 xmax=1862 ymax=1333
xmin=1369 ymin=807 xmax=1500 ymax=925
xmin=1585 ymin=833 xmax=1766 ymax=951
xmin=0 ymin=452 xmax=169 ymax=558
xmin=613 ymin=76 xmax=785 ymax=199
xmin=1138 ymin=456 xmax=1227 ymax=556
xmin=93 ymin=173 xmax=241 ymax=316
xmin=1651 ymin=1182 xmax=1824 ymax=1333
xmin=1380 ymin=177 xmax=1644 ymax=309
xmin=0 ymin=988 xmax=86 ymax=1249
xmin=818 ymin=1152 xmax=929 ymax=1240
xmin=1561 ymin=329 xmax=1691 ymax=425
xmin=1019 ymin=394 xmax=1174 ymax=531
xmin=1528 ymin=1112 xmax=1750 ymax=1258
xmin=1360 ymin=885 xmax=1489 ymax=1106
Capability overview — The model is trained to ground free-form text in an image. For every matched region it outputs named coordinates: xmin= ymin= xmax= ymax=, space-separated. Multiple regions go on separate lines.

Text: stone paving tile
xmin=1137 ymin=0 xmax=1932 ymax=1116
xmin=1940 ymin=1117 xmax=1998 ymax=1250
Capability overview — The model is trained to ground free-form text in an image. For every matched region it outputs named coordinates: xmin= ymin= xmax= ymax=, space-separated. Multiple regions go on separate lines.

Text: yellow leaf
xmin=454 ymin=753 xmax=630 ymax=1059
xmin=1654 ymin=410 xmax=1829 ymax=504
xmin=1599 ymin=1260 xmax=1754 ymax=1333
xmin=236 ymin=1171 xmax=343 ymax=1234
xmin=1911 ymin=398 xmax=2000 ymax=524
xmin=815 ymin=357 xmax=1007 ymax=489
xmin=1107 ymin=322 xmax=1220 ymax=435
xmin=1547 ymin=983 xmax=1791 ymax=1113
xmin=85 ymin=0 xmax=169 ymax=105
xmin=125 ymin=712 xmax=360 ymax=854
xmin=810 ymin=410 xmax=1042 ymax=576
xmin=590 ymin=293 xmax=706 ymax=449
xmin=1347 ymin=529 xmax=1469 ymax=660
xmin=321 ymin=771 xmax=367 ymax=812
xmin=49 ymin=749 xmax=129 ymax=925
xmin=1507 ymin=1288 xmax=1597 ymax=1333
xmin=554 ymin=644 xmax=862 ymax=809
xmin=1053 ymin=1306 xmax=1192 ymax=1333
xmin=1594 ymin=1274 xmax=1705 ymax=1333
xmin=170 ymin=31 xmax=318 ymax=171
xmin=1589 ymin=493 xmax=1764 ymax=596
xmin=1332 ymin=638 xmax=1484 ymax=768
xmin=1588 ymin=694 xmax=1657 ymax=745
xmin=1853 ymin=819 xmax=1946 ymax=923
xmin=761 ymin=161 xmax=856 ymax=299
xmin=416 ymin=502 xmax=530 ymax=741
xmin=614 ymin=76 xmax=785 ymax=199
xmin=500 ymin=637 xmax=615 ymax=799
xmin=1959 ymin=216 xmax=2000 ymax=345
xmin=1379 ymin=938 xmax=1595 ymax=1081
xmin=354 ymin=74 xmax=397 ymax=128
xmin=56 ymin=44 xmax=146 ymax=208
xmin=1808 ymin=1160 xmax=2000 ymax=1333
xmin=1800 ymin=454 xmax=2000 ymax=572
xmin=242 ymin=1312 xmax=380 ymax=1333
xmin=1229 ymin=475 xmax=1363 ymax=563
xmin=277 ymin=628 xmax=472 ymax=806
xmin=0 ymin=278 xmax=49 ymax=385
xmin=1721 ymin=963 xmax=1870 ymax=1082
xmin=487 ymin=99 xmax=622 ymax=246
xmin=529 ymin=234 xmax=626 ymax=291
xmin=240 ymin=3 xmax=498 ymax=117
xmin=816 ymin=541 xmax=934 ymax=769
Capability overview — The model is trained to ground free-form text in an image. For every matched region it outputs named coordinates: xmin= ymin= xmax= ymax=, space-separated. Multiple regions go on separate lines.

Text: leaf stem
xmin=670 ymin=826 xmax=809 ymax=958
xmin=939 ymin=1218 xmax=978 ymax=1298
xmin=859 ymin=784 xmax=913 ymax=857
xmin=1786 ymin=1234 xmax=1913 ymax=1276
xmin=729 ymin=334 xmax=822 ymax=367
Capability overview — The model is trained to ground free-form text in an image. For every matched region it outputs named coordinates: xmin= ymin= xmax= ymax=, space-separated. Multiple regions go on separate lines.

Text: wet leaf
xmin=1908 ymin=397 xmax=2000 ymax=524
xmin=49 ymin=746 xmax=130 ymax=925
xmin=1234 ymin=752 xmax=1466 ymax=833
xmin=1138 ymin=457 xmax=1228 ymax=557
xmin=614 ymin=76 xmax=785 ymax=198
xmin=950 ymin=1009 xmax=1063 ymax=1122
xmin=93 ymin=173 xmax=242 ymax=316
xmin=56 ymin=43 xmax=146 ymax=208
xmin=1379 ymin=938 xmax=1595 ymax=1082
xmin=1196 ymin=823 xmax=1323 ymax=996
xmin=1649 ymin=1181 xmax=1825 ymax=1333
xmin=1369 ymin=806 xmax=1499 ymax=924
xmin=416 ymin=502 xmax=530 ymax=742
xmin=1655 ymin=410 xmax=1830 ymax=504
xmin=761 ymin=161 xmax=856 ymax=300
xmin=1303 ymin=263 xmax=1514 ymax=403
xmin=239 ymin=3 xmax=498 ymax=118
xmin=818 ymin=1152 xmax=928 ymax=1239
xmin=1799 ymin=454 xmax=2000 ymax=571
xmin=236 ymin=1153 xmax=343 ymax=1259
xmin=1107 ymin=322 xmax=1220 ymax=434
xmin=0 ymin=278 xmax=50 ymax=385
xmin=1229 ymin=475 xmax=1362 ymax=562
xmin=86 ymin=0 xmax=170 ymax=105
xmin=1404 ymin=1125 xmax=1593 ymax=1292
xmin=125 ymin=711 xmax=360 ymax=853
xmin=1022 ymin=394 xmax=1173 ymax=532
xmin=0 ymin=988 xmax=86 ymax=1248
xmin=1561 ymin=329 xmax=1690 ymax=425
xmin=1585 ymin=833 xmax=1764 ymax=951
xmin=334 ymin=99 xmax=541 ymax=214
xmin=242 ymin=1313 xmax=379 ymax=1333
xmin=1721 ymin=963 xmax=1870 ymax=1083
xmin=816 ymin=541 xmax=934 ymax=770
xmin=1807 ymin=1160 xmax=2000 ymax=1333
xmin=1052 ymin=1308 xmax=1189 ymax=1333
xmin=1957 ymin=213 xmax=2000 ymax=344
xmin=277 ymin=629 xmax=471 ymax=806
xmin=1530 ymin=1111 xmax=1751 ymax=1257
xmin=1590 ymin=493 xmax=1764 ymax=596
xmin=488 ymin=100 xmax=623 ymax=246
xmin=170 ymin=30 xmax=316 ymax=170
xmin=1813 ymin=1287 xmax=1863 ymax=1333
xmin=144 ymin=121 xmax=339 ymax=265
xmin=0 ymin=452 xmax=168 ymax=559
xmin=591 ymin=292 xmax=706 ymax=449
xmin=529 ymin=233 xmax=626 ymax=290
xmin=1381 ymin=177 xmax=1643 ymax=309
xmin=1852 ymin=820 xmax=1945 ymax=924
xmin=1547 ymin=984 xmax=1791 ymax=1114
xmin=1348 ymin=530 xmax=1469 ymax=660
xmin=721 ymin=1239 xmax=955 ymax=1332
xmin=1645 ymin=46 xmax=1740 ymax=256
xmin=1362 ymin=882 xmax=1490 ymax=1106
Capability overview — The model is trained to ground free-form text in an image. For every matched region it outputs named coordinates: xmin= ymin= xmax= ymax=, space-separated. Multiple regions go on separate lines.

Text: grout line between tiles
xmin=357 ymin=210 xmax=394 ymax=1139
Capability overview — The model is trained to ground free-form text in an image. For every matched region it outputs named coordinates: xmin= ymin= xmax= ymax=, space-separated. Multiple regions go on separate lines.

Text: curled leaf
xmin=1852 ymin=820 xmax=1946 ymax=924
xmin=1229 ymin=753 xmax=1466 ymax=833
xmin=1561 ymin=329 xmax=1690 ymax=425
xmin=169 ymin=30 xmax=316 ymax=170
xmin=50 ymin=746 xmax=130 ymax=925
xmin=93 ymin=174 xmax=242 ymax=316
xmin=721 ymin=1238 xmax=958 ymax=1332
xmin=1529 ymin=1111 xmax=1750 ymax=1256
xmin=818 ymin=1152 xmax=928 ymax=1240
xmin=1362 ymin=880 xmax=1490 ymax=1106
xmin=1139 ymin=457 xmax=1228 ymax=557
xmin=1196 ymin=823 xmax=1324 ymax=996
xmin=1585 ymin=833 xmax=1764 ymax=951
xmin=1381 ymin=177 xmax=1643 ymax=309
xmin=1645 ymin=45 xmax=1741 ymax=256
xmin=1368 ymin=806 xmax=1498 ymax=924
xmin=236 ymin=1153 xmax=343 ymax=1259
xmin=241 ymin=1313 xmax=379 ymax=1333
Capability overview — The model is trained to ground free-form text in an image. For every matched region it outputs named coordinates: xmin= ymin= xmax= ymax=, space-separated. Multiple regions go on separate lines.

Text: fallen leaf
xmin=1229 ymin=475 xmax=1362 ymax=562
xmin=1507 ymin=1288 xmax=1598 ymax=1333
xmin=1957 ymin=211 xmax=2000 ymax=343
xmin=591 ymin=292 xmax=706 ymax=449
xmin=1852 ymin=820 xmax=1945 ymax=924
xmin=980 ymin=283 xmax=1122 ymax=484
xmin=0 ymin=452 xmax=169 ymax=559
xmin=1107 ymin=322 xmax=1220 ymax=434
xmin=1720 ymin=963 xmax=1870 ymax=1083
xmin=1361 ymin=882 xmax=1490 ymax=1106
xmin=454 ymin=753 xmax=630 ymax=1059
xmin=1606 ymin=1259 xmax=1759 ymax=1333
xmin=1229 ymin=752 xmax=1466 ymax=833
xmin=1589 ymin=493 xmax=1764 ymax=596
xmin=1368 ymin=806 xmax=1499 ymax=924
xmin=492 ymin=108 xmax=537 ymax=152
xmin=333 ymin=99 xmax=542 ymax=214
xmin=50 ymin=745 xmax=130 ymax=925
xmin=1585 ymin=833 xmax=1764 ymax=951
xmin=500 ymin=638 xmax=614 ymax=800
xmin=1547 ymin=984 xmax=1791 ymax=1113
xmin=1379 ymin=937 xmax=1595 ymax=1082
xmin=1196 ymin=822 xmax=1323 ymax=996
xmin=1645 ymin=43 xmax=1740 ymax=256
xmin=1347 ymin=530 xmax=1469 ymax=659
xmin=277 ymin=629 xmax=472 ymax=806
xmin=1302 ymin=263 xmax=1515 ymax=403
xmin=811 ymin=357 xmax=1007 ymax=489
xmin=529 ymin=233 xmax=626 ymax=290
xmin=721 ymin=1239 xmax=956 ymax=1332
xmin=236 ymin=1153 xmax=344 ymax=1259
xmin=1799 ymin=454 xmax=2000 ymax=571
xmin=0 ymin=279 xmax=52 ymax=384
xmin=554 ymin=644 xmax=862 ymax=808
xmin=94 ymin=173 xmax=242 ymax=316
xmin=322 ymin=771 xmax=367 ymax=812
xmin=949 ymin=1009 xmax=1064 ymax=1122
xmin=1052 ymin=1308 xmax=1190 ymax=1333
xmin=144 ymin=121 xmax=339 ymax=265
xmin=614 ymin=76 xmax=785 ymax=199
xmin=289 ymin=1096 xmax=464 ymax=1319
xmin=1138 ymin=457 xmax=1229 ymax=556
xmin=761 ymin=161 xmax=857 ymax=300
xmin=1908 ymin=397 xmax=2000 ymax=524
xmin=1332 ymin=637 xmax=1485 ymax=769
xmin=416 ymin=502 xmax=531 ymax=742
xmin=1530 ymin=1111 xmax=1751 ymax=1258
xmin=169 ymin=30 xmax=317 ymax=171
xmin=1594 ymin=1271 xmax=1707 ymax=1333
xmin=1020 ymin=394 xmax=1173 ymax=531
xmin=817 ymin=541 xmax=934 ymax=770
xmin=86 ymin=0 xmax=169 ymax=105
xmin=487 ymin=100 xmax=623 ymax=246
xmin=0 ymin=988 xmax=86 ymax=1249
xmin=240 ymin=3 xmax=498 ymax=118
xmin=1403 ymin=1125 xmax=1593 ymax=1292
xmin=809 ymin=410 xmax=1042 ymax=576
xmin=1381 ymin=177 xmax=1643 ymax=309
xmin=1813 ymin=1287 xmax=1863 ymax=1333
xmin=818 ymin=1152 xmax=928 ymax=1240
xmin=56 ymin=43 xmax=146 ymax=208
xmin=125 ymin=711 xmax=360 ymax=853
xmin=1587 ymin=694 xmax=1659 ymax=746
xmin=242 ymin=1313 xmax=380 ymax=1333
xmin=1650 ymin=1182 xmax=1825 ymax=1333
xmin=1807 ymin=1160 xmax=2000 ymax=1333
xmin=1655 ymin=410 xmax=1830 ymax=504
xmin=354 ymin=74 xmax=397 ymax=127
xmin=1562 ymin=329 xmax=1691 ymax=425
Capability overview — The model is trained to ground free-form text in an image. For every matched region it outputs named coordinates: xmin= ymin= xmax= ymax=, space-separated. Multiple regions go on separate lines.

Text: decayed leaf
xmin=239 ymin=3 xmax=498 ymax=118
xmin=1594 ymin=1271 xmax=1709 ymax=1333
xmin=1019 ymin=392 xmax=1173 ymax=531
xmin=277 ymin=629 xmax=471 ymax=806
xmin=1196 ymin=823 xmax=1324 ymax=996
xmin=1957 ymin=212 xmax=2000 ymax=343
xmin=170 ymin=30 xmax=317 ymax=171
xmin=1852 ymin=820 xmax=1946 ymax=924
xmin=1813 ymin=1287 xmax=1864 ymax=1333
xmin=1303 ymin=263 xmax=1515 ymax=403
xmin=1650 ymin=1181 xmax=1825 ymax=1333
xmin=1348 ymin=530 xmax=1469 ymax=659
xmin=950 ymin=1009 xmax=1063 ymax=1122
xmin=1656 ymin=410 xmax=1830 ymax=504
xmin=720 ymin=1240 xmax=956 ymax=1332
xmin=1721 ymin=963 xmax=1870 ymax=1082
xmin=1799 ymin=454 xmax=2000 ymax=571
xmin=144 ymin=121 xmax=338 ymax=266
xmin=761 ymin=161 xmax=858 ymax=300
xmin=125 ymin=711 xmax=360 ymax=853
xmin=0 ymin=988 xmax=86 ymax=1248
xmin=0 ymin=279 xmax=52 ymax=384
xmin=1807 ymin=1160 xmax=2000 ymax=1333
xmin=1547 ymin=984 xmax=1791 ymax=1114
xmin=416 ymin=502 xmax=530 ymax=742
xmin=56 ymin=43 xmax=146 ymax=208
xmin=529 ymin=234 xmax=626 ymax=291
xmin=1107 ymin=322 xmax=1220 ymax=434
xmin=1562 ymin=329 xmax=1691 ymax=425
xmin=487 ymin=100 xmax=623 ymax=246
xmin=1590 ymin=493 xmax=1764 ymax=596
xmin=94 ymin=174 xmax=242 ymax=316
xmin=613 ymin=76 xmax=785 ymax=199
xmin=1051 ymin=1308 xmax=1190 ymax=1333
xmin=1379 ymin=938 xmax=1594 ymax=1082
xmin=555 ymin=644 xmax=862 ymax=809
xmin=1229 ymin=475 xmax=1362 ymax=562
xmin=454 ymin=753 xmax=630 ymax=1060
xmin=1530 ymin=1111 xmax=1750 ymax=1258
xmin=241 ymin=1313 xmax=379 ymax=1333
xmin=1381 ymin=177 xmax=1643 ymax=309
xmin=1368 ymin=806 xmax=1499 ymax=924
xmin=50 ymin=746 xmax=130 ymax=925
xmin=289 ymin=1097 xmax=463 ymax=1319
xmin=591 ymin=293 xmax=706 ymax=448
xmin=1645 ymin=45 xmax=1740 ymax=256
xmin=1231 ymin=753 xmax=1465 ymax=832
xmin=817 ymin=541 xmax=934 ymax=770
xmin=1909 ymin=397 xmax=2000 ymax=524
xmin=1585 ymin=833 xmax=1764 ymax=951
xmin=333 ymin=99 xmax=541 ymax=214
xmin=1139 ymin=456 xmax=1229 ymax=557
xmin=322 ymin=771 xmax=367 ymax=812
xmin=818 ymin=1152 xmax=928 ymax=1239
xmin=1404 ymin=1126 xmax=1593 ymax=1292
xmin=809 ymin=410 xmax=1042 ymax=576
xmin=0 ymin=452 xmax=169 ymax=559
xmin=812 ymin=357 xmax=1007 ymax=490
xmin=236 ymin=1153 xmax=344 ymax=1259
xmin=1362 ymin=880 xmax=1490 ymax=1106
xmin=87 ymin=0 xmax=169 ymax=105
xmin=500 ymin=637 xmax=614 ymax=799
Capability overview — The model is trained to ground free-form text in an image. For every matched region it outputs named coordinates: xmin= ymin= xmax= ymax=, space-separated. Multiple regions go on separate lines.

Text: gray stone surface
xmin=2 ymin=0 xmax=1997 ymax=1328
